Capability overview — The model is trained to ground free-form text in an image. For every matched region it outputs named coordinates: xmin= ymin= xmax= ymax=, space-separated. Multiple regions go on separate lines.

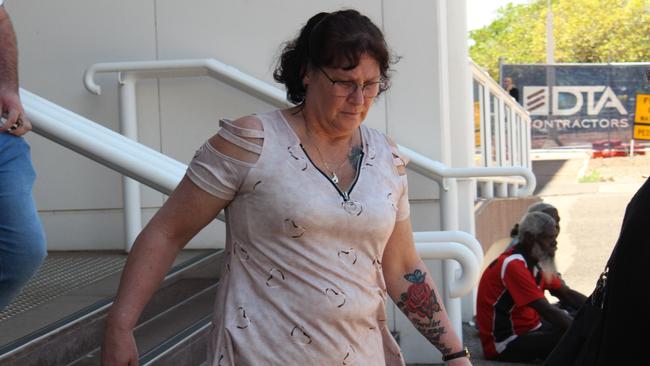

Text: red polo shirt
xmin=476 ymin=249 xmax=562 ymax=359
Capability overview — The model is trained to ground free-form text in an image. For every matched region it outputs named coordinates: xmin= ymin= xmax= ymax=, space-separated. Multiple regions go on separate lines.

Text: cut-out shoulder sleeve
xmin=186 ymin=116 xmax=264 ymax=200
xmin=385 ymin=135 xmax=410 ymax=221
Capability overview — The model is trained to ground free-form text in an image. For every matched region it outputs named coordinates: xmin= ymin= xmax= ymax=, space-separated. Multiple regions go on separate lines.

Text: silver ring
xmin=8 ymin=119 xmax=21 ymax=132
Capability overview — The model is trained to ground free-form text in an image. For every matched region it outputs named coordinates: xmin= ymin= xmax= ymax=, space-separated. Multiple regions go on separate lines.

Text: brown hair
xmin=273 ymin=9 xmax=397 ymax=104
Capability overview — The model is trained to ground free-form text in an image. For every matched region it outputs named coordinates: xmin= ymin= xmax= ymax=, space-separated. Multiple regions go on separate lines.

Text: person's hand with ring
xmin=0 ymin=88 xmax=31 ymax=136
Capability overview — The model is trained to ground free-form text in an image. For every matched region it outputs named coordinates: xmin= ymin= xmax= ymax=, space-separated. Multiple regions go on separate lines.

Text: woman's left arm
xmin=382 ymin=218 xmax=471 ymax=365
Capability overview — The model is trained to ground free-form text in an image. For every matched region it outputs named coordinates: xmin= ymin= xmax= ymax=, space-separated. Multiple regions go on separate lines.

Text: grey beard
xmin=538 ymin=254 xmax=558 ymax=282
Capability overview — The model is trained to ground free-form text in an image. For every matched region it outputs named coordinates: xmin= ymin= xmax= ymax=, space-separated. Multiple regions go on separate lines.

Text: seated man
xmin=476 ymin=212 xmax=587 ymax=362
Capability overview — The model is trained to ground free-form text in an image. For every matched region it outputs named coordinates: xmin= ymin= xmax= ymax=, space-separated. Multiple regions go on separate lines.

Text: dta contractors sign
xmin=503 ymin=64 xmax=649 ymax=149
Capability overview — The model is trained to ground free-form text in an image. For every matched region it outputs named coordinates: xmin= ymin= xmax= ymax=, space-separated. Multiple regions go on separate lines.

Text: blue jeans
xmin=0 ymin=133 xmax=47 ymax=310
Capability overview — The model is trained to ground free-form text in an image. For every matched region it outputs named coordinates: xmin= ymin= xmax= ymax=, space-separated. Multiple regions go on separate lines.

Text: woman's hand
xmin=101 ymin=325 xmax=139 ymax=366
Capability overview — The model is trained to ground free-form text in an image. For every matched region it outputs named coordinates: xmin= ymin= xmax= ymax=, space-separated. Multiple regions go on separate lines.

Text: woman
xmin=102 ymin=10 xmax=470 ymax=365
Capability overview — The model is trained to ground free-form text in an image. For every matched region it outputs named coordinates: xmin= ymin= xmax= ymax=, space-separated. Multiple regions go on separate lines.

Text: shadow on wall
xmin=532 ymin=159 xmax=569 ymax=195
xmin=474 ymin=197 xmax=540 ymax=268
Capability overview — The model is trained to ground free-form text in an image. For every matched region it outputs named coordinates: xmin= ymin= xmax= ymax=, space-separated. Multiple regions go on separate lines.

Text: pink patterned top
xmin=187 ymin=110 xmax=410 ymax=365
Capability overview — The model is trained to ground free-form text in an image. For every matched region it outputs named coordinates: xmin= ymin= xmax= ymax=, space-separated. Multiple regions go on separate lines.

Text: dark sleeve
xmin=509 ymin=88 xmax=520 ymax=102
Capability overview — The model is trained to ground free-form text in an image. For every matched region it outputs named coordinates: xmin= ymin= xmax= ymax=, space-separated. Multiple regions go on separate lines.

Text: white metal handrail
xmin=413 ymin=231 xmax=482 ymax=298
xmin=22 ymin=89 xmax=185 ymax=194
xmin=399 ymin=145 xmax=536 ymax=196
xmin=21 ymin=88 xmax=235 ymax=223
xmin=471 ymin=58 xmax=532 ymax=171
xmin=413 ymin=231 xmax=483 ymax=266
xmin=83 ymin=58 xmax=536 ymax=194
xmin=84 ymin=59 xmax=291 ymax=108
xmin=415 ymin=242 xmax=477 ymax=298
xmin=471 ymin=59 xmax=527 ymax=116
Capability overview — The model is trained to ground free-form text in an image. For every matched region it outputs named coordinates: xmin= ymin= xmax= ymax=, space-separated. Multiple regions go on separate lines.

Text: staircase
xmin=0 ymin=250 xmax=224 ymax=366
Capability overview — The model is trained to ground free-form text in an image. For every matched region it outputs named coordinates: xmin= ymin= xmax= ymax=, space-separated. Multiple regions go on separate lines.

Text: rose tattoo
xmin=396 ymin=269 xmax=452 ymax=355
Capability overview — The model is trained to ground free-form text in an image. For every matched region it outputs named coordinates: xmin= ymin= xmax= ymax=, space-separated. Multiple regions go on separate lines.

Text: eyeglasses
xmin=318 ymin=66 xmax=385 ymax=98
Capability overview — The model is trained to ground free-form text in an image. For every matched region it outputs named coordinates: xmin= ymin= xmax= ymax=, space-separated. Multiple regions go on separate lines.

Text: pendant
xmin=331 ymin=172 xmax=339 ymax=184
xmin=342 ymin=199 xmax=363 ymax=216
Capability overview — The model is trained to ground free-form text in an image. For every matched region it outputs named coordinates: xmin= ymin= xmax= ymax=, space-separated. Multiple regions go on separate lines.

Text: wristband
xmin=442 ymin=346 xmax=470 ymax=362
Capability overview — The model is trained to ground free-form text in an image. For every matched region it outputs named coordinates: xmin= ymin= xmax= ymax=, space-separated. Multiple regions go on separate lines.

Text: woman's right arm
xmin=101 ymin=176 xmax=230 ymax=366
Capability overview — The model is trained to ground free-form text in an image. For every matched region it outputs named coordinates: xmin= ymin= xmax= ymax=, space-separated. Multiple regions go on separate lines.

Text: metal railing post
xmin=496 ymin=181 xmax=508 ymax=197
xmin=118 ymin=72 xmax=142 ymax=252
xmin=508 ymin=183 xmax=519 ymax=197
xmin=480 ymin=180 xmax=494 ymax=199
xmin=438 ymin=178 xmax=462 ymax=339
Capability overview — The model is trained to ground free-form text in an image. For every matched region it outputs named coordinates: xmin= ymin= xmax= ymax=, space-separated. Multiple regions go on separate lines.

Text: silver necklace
xmin=302 ymin=111 xmax=352 ymax=185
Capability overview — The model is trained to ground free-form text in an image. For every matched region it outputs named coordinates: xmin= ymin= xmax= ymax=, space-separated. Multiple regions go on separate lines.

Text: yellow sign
xmin=635 ymin=93 xmax=650 ymax=124
xmin=474 ymin=101 xmax=481 ymax=148
xmin=633 ymin=124 xmax=650 ymax=140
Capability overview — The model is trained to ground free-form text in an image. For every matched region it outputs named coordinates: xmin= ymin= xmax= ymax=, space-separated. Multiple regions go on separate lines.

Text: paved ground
xmin=461 ymin=152 xmax=647 ymax=365
xmin=536 ymin=152 xmax=646 ymax=296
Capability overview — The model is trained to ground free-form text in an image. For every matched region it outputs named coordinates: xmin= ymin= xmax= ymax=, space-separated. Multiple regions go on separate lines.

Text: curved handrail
xmin=84 ymin=59 xmax=291 ymax=109
xmin=83 ymin=58 xmax=537 ymax=195
xmin=413 ymin=230 xmax=484 ymax=264
xmin=414 ymin=242 xmax=479 ymax=298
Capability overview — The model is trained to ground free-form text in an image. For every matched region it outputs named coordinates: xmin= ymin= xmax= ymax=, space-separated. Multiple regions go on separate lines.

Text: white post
xmin=439 ymin=178 xmax=462 ymax=341
xmin=630 ymin=139 xmax=635 ymax=157
xmin=498 ymin=99 xmax=506 ymax=165
xmin=496 ymin=181 xmax=508 ymax=198
xmin=508 ymin=107 xmax=512 ymax=166
xmin=481 ymin=180 xmax=494 ymax=199
xmin=524 ymin=120 xmax=533 ymax=168
xmin=446 ymin=0 xmax=478 ymax=323
xmin=118 ymin=72 xmax=142 ymax=252
xmin=508 ymin=183 xmax=519 ymax=197
xmin=429 ymin=0 xmax=461 ymax=344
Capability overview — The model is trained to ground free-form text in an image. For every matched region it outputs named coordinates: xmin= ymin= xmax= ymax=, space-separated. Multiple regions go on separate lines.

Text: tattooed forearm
xmin=396 ymin=269 xmax=453 ymax=355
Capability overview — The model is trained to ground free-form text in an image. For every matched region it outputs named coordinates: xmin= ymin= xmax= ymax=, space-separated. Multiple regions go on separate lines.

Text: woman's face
xmin=303 ymin=53 xmax=381 ymax=136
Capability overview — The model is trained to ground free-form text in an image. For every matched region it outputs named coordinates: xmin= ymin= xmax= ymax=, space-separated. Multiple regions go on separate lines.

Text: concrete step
xmin=0 ymin=250 xmax=224 ymax=366
xmin=68 ymin=281 xmax=216 ymax=366
xmin=139 ymin=315 xmax=211 ymax=365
